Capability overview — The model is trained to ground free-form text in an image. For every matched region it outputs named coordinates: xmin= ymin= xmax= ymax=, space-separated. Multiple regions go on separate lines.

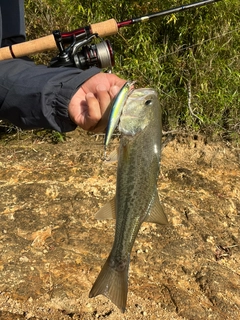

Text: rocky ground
xmin=0 ymin=128 xmax=239 ymax=320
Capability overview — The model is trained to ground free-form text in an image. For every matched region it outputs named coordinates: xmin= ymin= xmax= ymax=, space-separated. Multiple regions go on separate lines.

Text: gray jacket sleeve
xmin=0 ymin=58 xmax=101 ymax=132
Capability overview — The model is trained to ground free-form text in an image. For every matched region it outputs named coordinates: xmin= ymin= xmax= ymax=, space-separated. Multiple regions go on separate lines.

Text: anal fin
xmin=144 ymin=192 xmax=168 ymax=225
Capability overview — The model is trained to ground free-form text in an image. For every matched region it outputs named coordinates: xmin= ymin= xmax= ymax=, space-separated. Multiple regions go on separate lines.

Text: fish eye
xmin=145 ymin=99 xmax=152 ymax=106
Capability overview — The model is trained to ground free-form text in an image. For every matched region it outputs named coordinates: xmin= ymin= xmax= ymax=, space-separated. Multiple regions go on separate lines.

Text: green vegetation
xmin=19 ymin=1 xmax=240 ymax=142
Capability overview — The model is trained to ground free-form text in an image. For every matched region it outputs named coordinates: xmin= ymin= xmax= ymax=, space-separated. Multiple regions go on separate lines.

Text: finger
xmin=109 ymin=85 xmax=121 ymax=99
xmin=106 ymin=74 xmax=127 ymax=88
xmin=89 ymin=84 xmax=113 ymax=133
xmin=96 ymin=84 xmax=111 ymax=114
xmin=84 ymin=92 xmax=102 ymax=130
xmin=93 ymin=84 xmax=122 ymax=133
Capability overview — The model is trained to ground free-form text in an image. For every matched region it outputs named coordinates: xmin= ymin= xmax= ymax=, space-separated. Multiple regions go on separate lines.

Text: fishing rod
xmin=0 ymin=0 xmax=222 ymax=69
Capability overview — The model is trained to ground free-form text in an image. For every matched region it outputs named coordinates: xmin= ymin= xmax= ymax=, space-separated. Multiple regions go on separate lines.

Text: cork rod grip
xmin=0 ymin=34 xmax=57 ymax=60
xmin=90 ymin=19 xmax=118 ymax=37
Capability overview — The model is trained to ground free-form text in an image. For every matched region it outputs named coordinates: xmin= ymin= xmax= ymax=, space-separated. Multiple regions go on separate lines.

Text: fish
xmin=104 ymin=80 xmax=135 ymax=149
xmin=89 ymin=88 xmax=168 ymax=312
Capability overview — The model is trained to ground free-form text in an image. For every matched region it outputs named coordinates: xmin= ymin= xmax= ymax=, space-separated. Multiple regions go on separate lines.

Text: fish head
xmin=118 ymin=88 xmax=160 ymax=136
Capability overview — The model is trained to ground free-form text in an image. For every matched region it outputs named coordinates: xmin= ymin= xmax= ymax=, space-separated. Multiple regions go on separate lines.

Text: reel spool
xmin=49 ymin=31 xmax=114 ymax=70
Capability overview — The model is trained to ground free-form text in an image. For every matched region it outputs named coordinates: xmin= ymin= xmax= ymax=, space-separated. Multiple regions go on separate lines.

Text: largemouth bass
xmin=89 ymin=88 xmax=168 ymax=312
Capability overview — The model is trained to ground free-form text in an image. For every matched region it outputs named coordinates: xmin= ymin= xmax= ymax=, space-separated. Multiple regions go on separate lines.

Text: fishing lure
xmin=104 ymin=81 xmax=135 ymax=149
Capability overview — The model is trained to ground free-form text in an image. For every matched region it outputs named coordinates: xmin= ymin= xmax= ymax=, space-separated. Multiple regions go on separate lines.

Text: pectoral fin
xmin=144 ymin=192 xmax=168 ymax=225
xmin=95 ymin=196 xmax=116 ymax=220
xmin=104 ymin=148 xmax=119 ymax=163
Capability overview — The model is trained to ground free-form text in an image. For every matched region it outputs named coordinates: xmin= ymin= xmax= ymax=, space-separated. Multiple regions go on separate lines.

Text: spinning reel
xmin=49 ymin=30 xmax=114 ymax=70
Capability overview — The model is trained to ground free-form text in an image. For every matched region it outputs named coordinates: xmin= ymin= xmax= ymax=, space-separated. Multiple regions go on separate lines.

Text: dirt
xmin=0 ymin=128 xmax=239 ymax=320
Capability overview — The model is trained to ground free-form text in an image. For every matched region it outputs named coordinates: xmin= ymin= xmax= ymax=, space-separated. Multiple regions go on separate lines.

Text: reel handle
xmin=0 ymin=19 xmax=118 ymax=61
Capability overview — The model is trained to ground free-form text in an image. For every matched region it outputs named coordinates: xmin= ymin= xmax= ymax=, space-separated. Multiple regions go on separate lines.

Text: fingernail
xmin=86 ymin=92 xmax=95 ymax=98
xmin=96 ymin=84 xmax=107 ymax=91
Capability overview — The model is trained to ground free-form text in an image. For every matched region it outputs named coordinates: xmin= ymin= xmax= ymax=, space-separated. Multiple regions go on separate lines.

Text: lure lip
xmin=104 ymin=81 xmax=135 ymax=149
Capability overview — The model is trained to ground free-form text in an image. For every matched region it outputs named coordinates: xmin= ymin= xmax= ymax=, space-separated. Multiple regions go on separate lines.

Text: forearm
xmin=0 ymin=59 xmax=100 ymax=132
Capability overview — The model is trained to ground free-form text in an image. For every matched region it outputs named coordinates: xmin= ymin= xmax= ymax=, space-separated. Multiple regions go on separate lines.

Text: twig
xmin=187 ymin=79 xmax=203 ymax=123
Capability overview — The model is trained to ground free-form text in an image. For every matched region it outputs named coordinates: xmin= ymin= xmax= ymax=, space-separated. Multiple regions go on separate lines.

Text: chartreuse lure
xmin=104 ymin=81 xmax=135 ymax=149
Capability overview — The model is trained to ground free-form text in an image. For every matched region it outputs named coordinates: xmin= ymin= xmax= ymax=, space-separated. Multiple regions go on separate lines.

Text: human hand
xmin=68 ymin=73 xmax=126 ymax=132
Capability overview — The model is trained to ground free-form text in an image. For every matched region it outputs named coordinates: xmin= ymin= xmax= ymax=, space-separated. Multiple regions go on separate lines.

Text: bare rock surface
xmin=0 ymin=129 xmax=239 ymax=320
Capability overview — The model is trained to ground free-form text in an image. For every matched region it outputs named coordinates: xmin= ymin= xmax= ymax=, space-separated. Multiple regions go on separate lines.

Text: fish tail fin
xmin=89 ymin=256 xmax=128 ymax=313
